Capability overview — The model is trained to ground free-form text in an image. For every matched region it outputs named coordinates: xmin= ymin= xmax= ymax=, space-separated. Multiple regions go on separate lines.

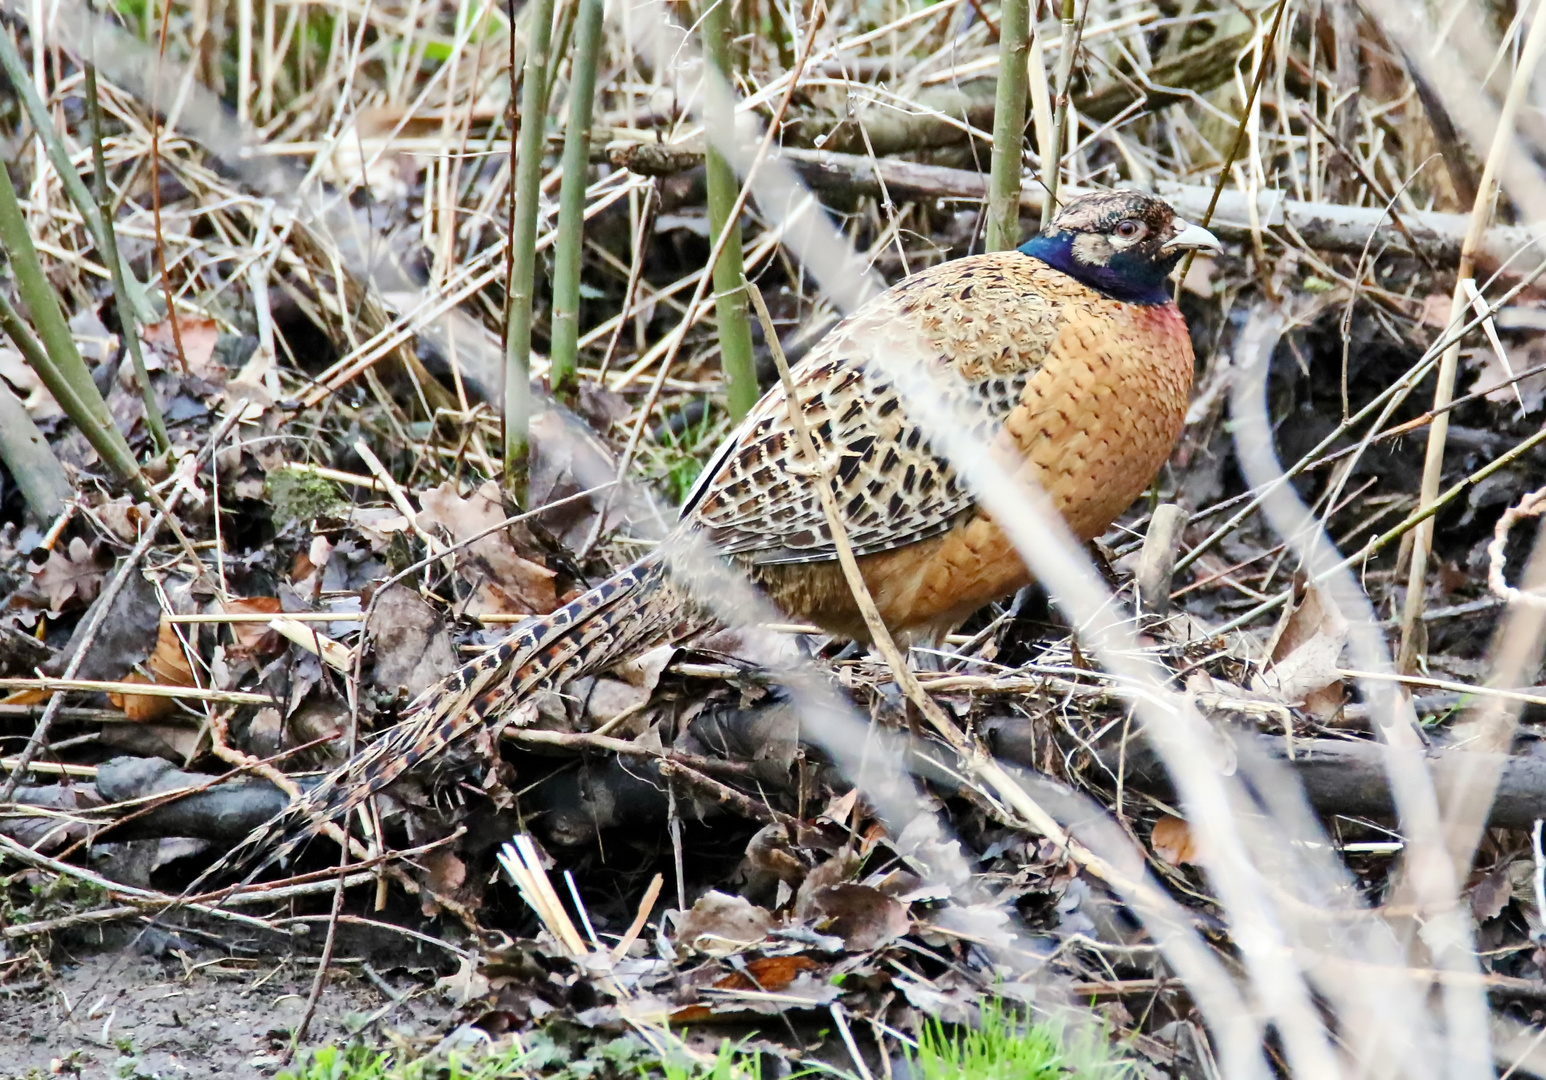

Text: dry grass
xmin=3 ymin=0 xmax=1546 ymax=1074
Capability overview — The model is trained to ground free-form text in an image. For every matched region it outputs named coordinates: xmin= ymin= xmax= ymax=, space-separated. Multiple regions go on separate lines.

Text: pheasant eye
xmin=1114 ymin=219 xmax=1145 ymax=240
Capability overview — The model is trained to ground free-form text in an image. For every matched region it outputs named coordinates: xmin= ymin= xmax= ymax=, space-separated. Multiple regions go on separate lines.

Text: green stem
xmin=984 ymin=0 xmax=1030 ymax=251
xmin=548 ymin=0 xmax=604 ymax=403
xmin=0 ymin=163 xmax=140 ymax=485
xmin=543 ymin=0 xmax=580 ymax=115
xmin=85 ymin=64 xmax=169 ymax=454
xmin=700 ymin=0 xmax=758 ymax=419
xmin=0 ymin=288 xmax=140 ymax=488
xmin=503 ymin=0 xmax=557 ymax=501
xmin=1042 ymin=0 xmax=1081 ymax=223
xmin=0 ymin=377 xmax=70 ymax=521
xmin=0 ymin=32 xmax=155 ymax=323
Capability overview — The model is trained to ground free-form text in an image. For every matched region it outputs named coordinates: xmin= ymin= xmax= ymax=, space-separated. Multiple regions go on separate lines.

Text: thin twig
xmin=1397 ymin=7 xmax=1546 ymax=672
xmin=1173 ymin=0 xmax=1289 ymax=300
xmin=84 ymin=63 xmax=169 ymax=453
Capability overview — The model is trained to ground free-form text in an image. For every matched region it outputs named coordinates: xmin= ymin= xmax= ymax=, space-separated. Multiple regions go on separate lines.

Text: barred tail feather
xmin=220 ymin=549 xmax=708 ymax=879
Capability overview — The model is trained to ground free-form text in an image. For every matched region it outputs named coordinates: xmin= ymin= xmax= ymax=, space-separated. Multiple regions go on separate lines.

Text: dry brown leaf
xmin=579 ymin=677 xmax=651 ymax=728
xmin=743 ymin=823 xmax=808 ymax=886
xmin=1419 ymin=293 xmax=1454 ymax=329
xmin=1470 ymin=864 xmax=1515 ymax=923
xmin=1469 ymin=336 xmax=1546 ymax=416
xmin=142 ymin=315 xmax=222 ymax=378
xmin=1251 ymin=580 xmax=1347 ymax=718
xmin=94 ymin=498 xmax=152 ymax=543
xmin=819 ymin=789 xmax=861 ymax=829
xmin=796 ymin=883 xmax=909 ymax=952
xmin=434 ymin=954 xmax=491 ymax=1008
xmin=99 ymin=721 xmax=203 ymax=761
xmin=1151 ymin=815 xmax=1199 ymax=867
xmin=109 ymin=616 xmax=197 ymax=722
xmin=417 ymin=480 xmax=557 ymax=617
xmin=31 ymin=539 xmax=107 ymax=612
xmin=351 ymin=508 xmax=412 ymax=552
xmin=611 ymin=644 xmax=674 ymax=691
xmin=220 ymin=597 xmax=284 ymax=655
xmin=669 ymin=956 xmax=821 ymax=1023
xmin=675 ymin=890 xmax=775 ymax=955
xmin=367 ymin=584 xmax=457 ymax=698
xmin=420 ymin=850 xmax=469 ymax=917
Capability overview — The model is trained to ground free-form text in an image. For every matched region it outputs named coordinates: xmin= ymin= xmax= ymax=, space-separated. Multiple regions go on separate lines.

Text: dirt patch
xmin=0 ymin=940 xmax=446 ymax=1079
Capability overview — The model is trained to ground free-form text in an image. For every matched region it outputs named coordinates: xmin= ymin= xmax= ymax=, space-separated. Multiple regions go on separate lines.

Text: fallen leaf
xmin=819 ymin=789 xmax=860 ymax=829
xmin=1151 ymin=815 xmax=1199 ymax=867
xmin=611 ymin=644 xmax=674 ymax=691
xmin=421 ymin=850 xmax=469 ymax=917
xmin=417 ymin=480 xmax=557 ymax=617
xmin=142 ymin=315 xmax=222 ymax=378
xmin=1469 ymin=336 xmax=1546 ymax=416
xmin=435 ymin=954 xmax=491 ymax=1007
xmin=367 ymin=584 xmax=457 ymax=698
xmin=1251 ymin=580 xmax=1347 ymax=718
xmin=94 ymin=498 xmax=153 ymax=543
xmin=1471 ymin=864 xmax=1514 ymax=923
xmin=579 ymin=676 xmax=651 ymax=729
xmin=743 ymin=823 xmax=808 ymax=887
xmin=794 ymin=883 xmax=908 ymax=952
xmin=921 ymin=902 xmax=1016 ymax=951
xmin=44 ymin=569 xmax=161 ymax=682
xmin=221 ymin=597 xmax=284 ymax=655
xmin=269 ymin=616 xmax=354 ymax=672
xmin=675 ymin=891 xmax=775 ymax=955
xmin=30 ymin=539 xmax=107 ymax=612
xmin=351 ymin=508 xmax=412 ymax=552
xmin=99 ymin=722 xmax=203 ymax=761
xmin=245 ymin=707 xmax=284 ymax=757
xmin=1419 ymin=293 xmax=1454 ymax=329
xmin=0 ymin=346 xmax=61 ymax=419
xmin=669 ymin=956 xmax=821 ymax=1022
xmin=109 ymin=615 xmax=197 ymax=722
xmin=527 ymin=410 xmax=617 ymax=550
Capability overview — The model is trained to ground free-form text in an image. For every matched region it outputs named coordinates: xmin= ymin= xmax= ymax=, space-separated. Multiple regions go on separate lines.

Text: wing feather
xmin=681 ymin=254 xmax=1075 ymax=565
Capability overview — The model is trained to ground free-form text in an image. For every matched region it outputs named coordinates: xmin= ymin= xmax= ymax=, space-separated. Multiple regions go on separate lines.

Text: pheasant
xmin=237 ymin=189 xmax=1219 ymax=869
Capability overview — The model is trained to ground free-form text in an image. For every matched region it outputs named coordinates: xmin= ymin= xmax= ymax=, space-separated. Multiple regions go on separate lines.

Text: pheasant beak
xmin=1161 ymin=219 xmax=1223 ymax=255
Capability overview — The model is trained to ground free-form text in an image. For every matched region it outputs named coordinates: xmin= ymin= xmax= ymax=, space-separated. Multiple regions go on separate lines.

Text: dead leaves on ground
xmin=29 ymin=538 xmax=109 ymax=613
xmin=474 ymin=797 xmax=1077 ymax=1032
xmin=418 ymin=480 xmax=558 ymax=618
xmin=1252 ymin=578 xmax=1348 ymax=719
xmin=108 ymin=615 xmax=198 ymax=722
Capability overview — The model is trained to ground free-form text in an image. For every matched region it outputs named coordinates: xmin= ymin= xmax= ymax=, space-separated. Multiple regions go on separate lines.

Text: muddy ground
xmin=0 ymin=934 xmax=445 ymax=1079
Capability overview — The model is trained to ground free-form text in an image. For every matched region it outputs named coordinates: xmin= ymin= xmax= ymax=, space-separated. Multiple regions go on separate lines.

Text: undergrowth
xmin=908 ymin=1000 xmax=1135 ymax=1080
xmin=280 ymin=1002 xmax=1133 ymax=1080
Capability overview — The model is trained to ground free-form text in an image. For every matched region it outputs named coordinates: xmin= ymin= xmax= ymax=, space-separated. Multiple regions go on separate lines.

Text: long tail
xmin=218 ymin=548 xmax=710 ymax=878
